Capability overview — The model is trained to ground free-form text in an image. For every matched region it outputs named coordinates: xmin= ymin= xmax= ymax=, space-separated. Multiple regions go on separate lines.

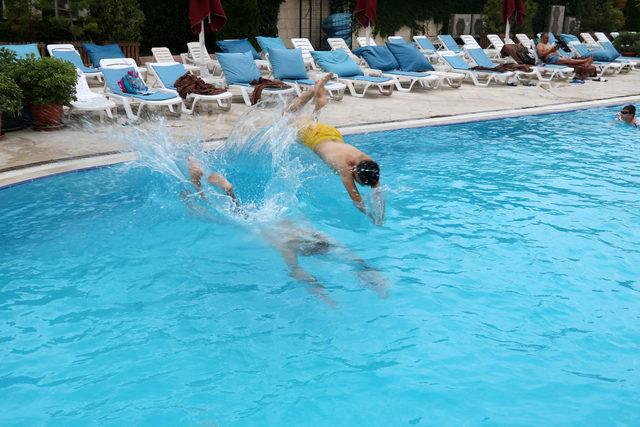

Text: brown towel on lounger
xmin=174 ymin=73 xmax=226 ymax=100
xmin=471 ymin=63 xmax=533 ymax=73
xmin=249 ymin=77 xmax=289 ymax=105
xmin=500 ymin=43 xmax=535 ymax=65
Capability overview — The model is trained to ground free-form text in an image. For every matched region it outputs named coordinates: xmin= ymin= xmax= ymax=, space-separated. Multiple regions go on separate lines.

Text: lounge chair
xmin=528 ymin=40 xmax=575 ymax=81
xmin=486 ymin=34 xmax=510 ymax=53
xmin=460 ymin=35 xmax=500 ymax=59
xmin=151 ymin=47 xmax=199 ymax=74
xmin=185 ymin=42 xmax=221 ymax=75
xmin=412 ymin=36 xmax=446 ymax=63
xmin=290 ymin=38 xmax=318 ymax=69
xmin=610 ymin=32 xmax=620 ymax=39
xmin=465 ymin=47 xmax=538 ymax=84
xmin=255 ymin=36 xmax=287 ymax=60
xmin=267 ymin=48 xmax=346 ymax=100
xmin=515 ymin=33 xmax=534 ymax=49
xmin=567 ymin=41 xmax=631 ymax=74
xmin=355 ymin=37 xmax=377 ymax=48
xmin=438 ymin=35 xmax=465 ymax=55
xmin=327 ymin=37 xmax=366 ymax=65
xmin=67 ymin=69 xmax=115 ymax=121
xmin=148 ymin=62 xmax=232 ymax=114
xmin=353 ymin=44 xmax=440 ymax=92
xmin=310 ymin=49 xmax=395 ymax=97
xmin=439 ymin=52 xmax=513 ymax=86
xmin=47 ymin=44 xmax=103 ymax=83
xmin=216 ymin=51 xmax=295 ymax=106
xmin=579 ymin=32 xmax=600 ymax=47
xmin=100 ymin=58 xmax=183 ymax=120
xmin=591 ymin=33 xmax=640 ymax=69
xmin=0 ymin=43 xmax=41 ymax=59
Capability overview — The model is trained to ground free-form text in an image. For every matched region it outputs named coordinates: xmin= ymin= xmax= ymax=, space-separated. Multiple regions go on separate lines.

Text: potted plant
xmin=0 ymin=74 xmax=22 ymax=139
xmin=613 ymin=32 xmax=640 ymax=56
xmin=12 ymin=56 xmax=77 ymax=131
xmin=0 ymin=47 xmax=26 ymax=134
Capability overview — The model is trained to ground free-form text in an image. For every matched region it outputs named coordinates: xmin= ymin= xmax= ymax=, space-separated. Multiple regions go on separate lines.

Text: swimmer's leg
xmin=284 ymin=72 xmax=333 ymax=114
xmin=187 ymin=156 xmax=205 ymax=198
xmin=208 ymin=173 xmax=239 ymax=207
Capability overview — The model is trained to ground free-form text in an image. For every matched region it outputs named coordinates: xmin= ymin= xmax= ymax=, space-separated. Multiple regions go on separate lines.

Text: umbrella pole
xmin=199 ymin=21 xmax=210 ymax=78
xmin=505 ymin=20 xmax=510 ymax=41
xmin=366 ymin=24 xmax=371 ymax=46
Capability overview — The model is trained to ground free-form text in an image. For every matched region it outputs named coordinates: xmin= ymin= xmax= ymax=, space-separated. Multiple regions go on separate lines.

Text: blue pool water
xmin=1 ymin=107 xmax=639 ymax=425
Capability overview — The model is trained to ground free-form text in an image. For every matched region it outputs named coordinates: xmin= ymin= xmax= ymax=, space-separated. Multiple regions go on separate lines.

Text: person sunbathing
xmin=285 ymin=74 xmax=385 ymax=225
xmin=536 ymin=32 xmax=593 ymax=67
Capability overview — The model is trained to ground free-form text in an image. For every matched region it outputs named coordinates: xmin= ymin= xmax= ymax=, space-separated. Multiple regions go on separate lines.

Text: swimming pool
xmin=1 ymin=106 xmax=639 ymax=425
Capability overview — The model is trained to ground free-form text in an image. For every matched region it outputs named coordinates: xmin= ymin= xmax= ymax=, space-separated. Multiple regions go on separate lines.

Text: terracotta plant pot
xmin=30 ymin=103 xmax=64 ymax=131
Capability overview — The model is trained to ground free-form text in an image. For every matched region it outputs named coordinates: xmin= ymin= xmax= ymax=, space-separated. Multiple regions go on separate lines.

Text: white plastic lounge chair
xmin=266 ymin=48 xmax=346 ymax=100
xmin=356 ymin=37 xmax=377 ymax=48
xmin=185 ymin=42 xmax=221 ymax=75
xmin=439 ymin=52 xmax=513 ymax=86
xmin=610 ymin=32 xmax=620 ymax=39
xmin=486 ymin=34 xmax=509 ymax=53
xmin=327 ymin=37 xmax=366 ymax=65
xmin=100 ymin=58 xmax=183 ymax=120
xmin=290 ymin=38 xmax=318 ymax=69
xmin=579 ymin=32 xmax=600 ymax=47
xmin=216 ymin=39 xmax=272 ymax=73
xmin=438 ymin=35 xmax=465 ymax=55
xmin=148 ymin=62 xmax=232 ymax=114
xmin=151 ymin=47 xmax=199 ymax=74
xmin=528 ymin=41 xmax=575 ymax=81
xmin=412 ymin=36 xmax=447 ymax=63
xmin=516 ymin=33 xmax=534 ymax=49
xmin=47 ymin=44 xmax=103 ymax=82
xmin=460 ymin=35 xmax=500 ymax=59
xmin=310 ymin=50 xmax=395 ymax=98
xmin=465 ymin=47 xmax=539 ymax=84
xmin=565 ymin=41 xmax=631 ymax=74
xmin=66 ymin=69 xmax=115 ymax=121
xmin=216 ymin=52 xmax=295 ymax=106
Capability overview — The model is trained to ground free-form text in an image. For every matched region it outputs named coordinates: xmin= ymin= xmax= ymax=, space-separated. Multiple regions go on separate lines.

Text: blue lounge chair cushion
xmin=310 ymin=50 xmax=363 ymax=77
xmin=83 ymin=43 xmax=125 ymax=68
xmin=466 ymin=48 xmax=496 ymax=68
xmin=440 ymin=35 xmax=462 ymax=53
xmin=268 ymin=48 xmax=308 ymax=80
xmin=217 ymin=51 xmax=261 ymax=85
xmin=282 ymin=78 xmax=316 ymax=86
xmin=256 ymin=36 xmax=287 ymax=52
xmin=573 ymin=43 xmax=618 ymax=62
xmin=344 ymin=75 xmax=390 ymax=83
xmin=102 ymin=67 xmax=176 ymax=101
xmin=599 ymin=41 xmax=625 ymax=59
xmin=127 ymin=92 xmax=178 ymax=101
xmin=0 ymin=43 xmax=40 ymax=59
xmin=386 ymin=41 xmax=434 ymax=72
xmin=352 ymin=45 xmax=399 ymax=72
xmin=216 ymin=39 xmax=260 ymax=60
xmin=387 ymin=70 xmax=431 ymax=78
xmin=153 ymin=63 xmax=187 ymax=89
xmin=443 ymin=54 xmax=470 ymax=70
xmin=415 ymin=37 xmax=436 ymax=52
xmin=51 ymin=50 xmax=98 ymax=73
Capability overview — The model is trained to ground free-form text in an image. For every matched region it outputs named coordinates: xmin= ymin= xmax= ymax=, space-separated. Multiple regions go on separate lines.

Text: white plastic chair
xmin=47 ymin=44 xmax=103 ymax=83
xmin=151 ymin=47 xmax=199 ymax=74
xmin=327 ymin=37 xmax=365 ymax=65
xmin=67 ymin=70 xmax=115 ymax=121
xmin=356 ymin=37 xmax=377 ymax=48
xmin=290 ymin=38 xmax=318 ymax=69
xmin=100 ymin=58 xmax=183 ymax=121
xmin=185 ymin=42 xmax=221 ymax=75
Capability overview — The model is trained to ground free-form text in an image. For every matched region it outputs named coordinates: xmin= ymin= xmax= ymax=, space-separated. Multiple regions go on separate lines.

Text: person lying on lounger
xmin=183 ymin=157 xmax=389 ymax=307
xmin=536 ymin=32 xmax=594 ymax=68
xmin=285 ymin=74 xmax=385 ymax=225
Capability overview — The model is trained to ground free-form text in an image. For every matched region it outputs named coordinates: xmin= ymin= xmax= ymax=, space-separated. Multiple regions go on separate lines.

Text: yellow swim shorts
xmin=298 ymin=122 xmax=344 ymax=151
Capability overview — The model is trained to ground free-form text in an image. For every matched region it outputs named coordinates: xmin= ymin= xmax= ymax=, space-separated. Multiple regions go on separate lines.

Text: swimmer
xmin=616 ymin=105 xmax=639 ymax=128
xmin=184 ymin=157 xmax=389 ymax=306
xmin=285 ymin=74 xmax=385 ymax=225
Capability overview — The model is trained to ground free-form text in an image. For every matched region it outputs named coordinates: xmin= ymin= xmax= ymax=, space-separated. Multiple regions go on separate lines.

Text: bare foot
xmin=313 ymin=74 xmax=332 ymax=112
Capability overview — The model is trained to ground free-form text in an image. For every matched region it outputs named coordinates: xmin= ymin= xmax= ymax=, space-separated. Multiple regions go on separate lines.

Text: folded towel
xmin=249 ymin=77 xmax=288 ymax=105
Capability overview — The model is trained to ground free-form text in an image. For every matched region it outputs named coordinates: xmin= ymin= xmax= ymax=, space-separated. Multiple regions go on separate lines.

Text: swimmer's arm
xmin=208 ymin=173 xmax=239 ymax=207
xmin=341 ymin=173 xmax=366 ymax=213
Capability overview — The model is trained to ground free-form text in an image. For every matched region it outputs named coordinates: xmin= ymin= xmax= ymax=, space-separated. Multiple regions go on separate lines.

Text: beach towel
xmin=174 ymin=73 xmax=227 ymax=99
xmin=500 ymin=44 xmax=535 ymax=65
xmin=249 ymin=77 xmax=288 ymax=105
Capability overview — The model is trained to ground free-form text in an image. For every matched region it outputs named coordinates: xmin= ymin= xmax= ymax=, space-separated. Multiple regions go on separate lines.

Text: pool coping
xmin=2 ymin=94 xmax=640 ymax=189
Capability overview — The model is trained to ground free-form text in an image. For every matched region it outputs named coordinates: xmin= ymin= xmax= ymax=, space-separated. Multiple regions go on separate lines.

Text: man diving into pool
xmin=183 ymin=157 xmax=389 ymax=307
xmin=285 ymin=74 xmax=385 ymax=225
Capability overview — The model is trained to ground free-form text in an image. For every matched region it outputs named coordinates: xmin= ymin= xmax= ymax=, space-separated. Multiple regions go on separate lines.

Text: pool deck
xmin=2 ymin=71 xmax=640 ymax=188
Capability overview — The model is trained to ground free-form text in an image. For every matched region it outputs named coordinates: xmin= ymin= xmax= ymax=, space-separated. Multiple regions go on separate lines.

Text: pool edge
xmin=2 ymin=94 xmax=640 ymax=189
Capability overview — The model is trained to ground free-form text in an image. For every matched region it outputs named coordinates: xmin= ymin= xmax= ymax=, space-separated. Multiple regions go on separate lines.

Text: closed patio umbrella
xmin=189 ymin=0 xmax=227 ymax=77
xmin=501 ymin=0 xmax=525 ymax=40
xmin=354 ymin=0 xmax=377 ymax=46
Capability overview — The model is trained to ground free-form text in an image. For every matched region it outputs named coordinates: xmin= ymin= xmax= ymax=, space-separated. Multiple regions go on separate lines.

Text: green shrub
xmin=89 ymin=0 xmax=145 ymax=42
xmin=482 ymin=0 xmax=538 ymax=35
xmin=0 ymin=74 xmax=22 ymax=114
xmin=613 ymin=31 xmax=640 ymax=52
xmin=12 ymin=57 xmax=77 ymax=105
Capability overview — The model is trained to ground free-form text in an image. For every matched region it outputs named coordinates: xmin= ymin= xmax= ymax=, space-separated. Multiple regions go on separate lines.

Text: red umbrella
xmin=189 ymin=0 xmax=227 ymax=34
xmin=501 ymin=0 xmax=525 ymax=39
xmin=354 ymin=0 xmax=377 ymax=27
xmin=501 ymin=0 xmax=525 ymax=26
xmin=354 ymin=0 xmax=377 ymax=46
